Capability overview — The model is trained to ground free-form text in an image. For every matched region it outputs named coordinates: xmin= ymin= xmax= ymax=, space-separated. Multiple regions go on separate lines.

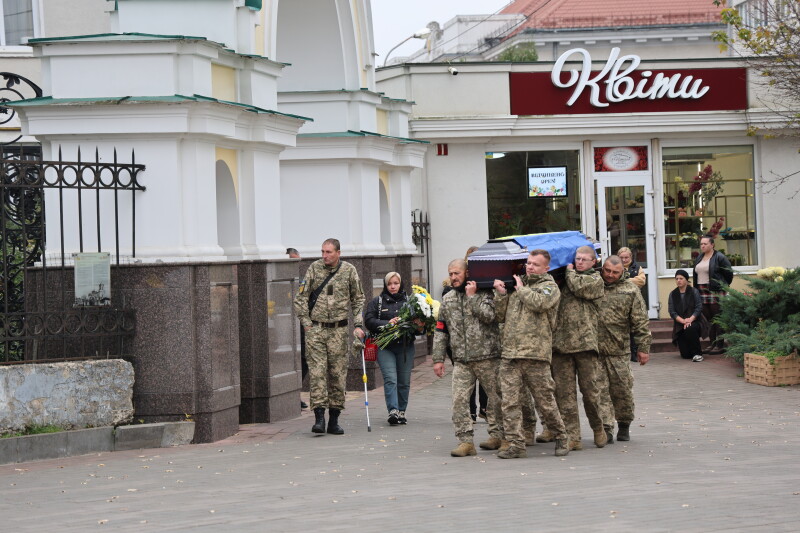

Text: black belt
xmin=312 ymin=319 xmax=349 ymax=328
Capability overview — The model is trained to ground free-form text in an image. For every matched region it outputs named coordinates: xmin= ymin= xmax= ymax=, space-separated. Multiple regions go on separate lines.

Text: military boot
xmin=604 ymin=424 xmax=615 ymax=444
xmin=617 ymin=422 xmax=631 ymax=442
xmin=593 ymin=427 xmax=608 ymax=448
xmin=312 ymin=408 xmax=326 ymax=433
xmin=497 ymin=446 xmax=527 ymax=459
xmin=536 ymin=428 xmax=556 ymax=443
xmin=554 ymin=438 xmax=570 ymax=457
xmin=568 ymin=440 xmax=583 ymax=451
xmin=450 ymin=442 xmax=477 ymax=457
xmin=499 ymin=440 xmax=511 ymax=452
xmin=524 ymin=429 xmax=536 ymax=446
xmin=326 ymin=408 xmax=344 ymax=435
xmin=479 ymin=437 xmax=503 ymax=450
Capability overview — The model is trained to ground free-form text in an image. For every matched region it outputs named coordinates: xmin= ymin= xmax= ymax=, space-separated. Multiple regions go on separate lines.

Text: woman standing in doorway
xmin=364 ymin=272 xmax=416 ymax=426
xmin=692 ymin=235 xmax=733 ymax=354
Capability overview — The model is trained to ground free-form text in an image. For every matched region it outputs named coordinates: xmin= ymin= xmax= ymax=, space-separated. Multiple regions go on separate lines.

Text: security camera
xmin=448 ymin=66 xmax=458 ymax=76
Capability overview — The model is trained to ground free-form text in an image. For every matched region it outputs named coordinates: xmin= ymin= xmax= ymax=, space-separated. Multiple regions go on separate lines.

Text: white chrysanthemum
xmin=416 ymin=293 xmax=432 ymax=317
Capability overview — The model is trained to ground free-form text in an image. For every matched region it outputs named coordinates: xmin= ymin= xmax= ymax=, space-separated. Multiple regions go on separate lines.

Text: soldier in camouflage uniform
xmin=597 ymin=255 xmax=652 ymax=443
xmin=551 ymin=245 xmax=608 ymax=451
xmin=293 ymin=238 xmax=365 ymax=435
xmin=493 ymin=249 xmax=569 ymax=459
xmin=433 ymin=259 xmax=506 ymax=457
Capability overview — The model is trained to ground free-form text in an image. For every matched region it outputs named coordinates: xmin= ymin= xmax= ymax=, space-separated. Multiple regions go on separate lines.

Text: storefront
xmin=377 ymin=48 xmax=799 ymax=317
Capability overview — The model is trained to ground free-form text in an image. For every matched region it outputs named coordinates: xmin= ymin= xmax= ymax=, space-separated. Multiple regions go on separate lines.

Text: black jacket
xmin=692 ymin=250 xmax=734 ymax=291
xmin=364 ymin=289 xmax=408 ymax=335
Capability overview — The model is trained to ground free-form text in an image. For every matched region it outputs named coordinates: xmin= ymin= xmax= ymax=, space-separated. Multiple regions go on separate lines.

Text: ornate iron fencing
xmin=1 ymin=145 xmax=146 ymax=363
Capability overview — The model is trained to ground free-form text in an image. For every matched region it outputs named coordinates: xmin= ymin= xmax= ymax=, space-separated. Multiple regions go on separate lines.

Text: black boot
xmin=327 ymin=408 xmax=344 ymax=435
xmin=604 ymin=424 xmax=615 ymax=444
xmin=617 ymin=422 xmax=631 ymax=442
xmin=312 ymin=408 xmax=326 ymax=433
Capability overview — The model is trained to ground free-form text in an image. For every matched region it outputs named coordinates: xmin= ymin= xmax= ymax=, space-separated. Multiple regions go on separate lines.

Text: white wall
xmin=423 ymin=143 xmax=489 ymax=297
xmin=756 ymin=136 xmax=800 ymax=269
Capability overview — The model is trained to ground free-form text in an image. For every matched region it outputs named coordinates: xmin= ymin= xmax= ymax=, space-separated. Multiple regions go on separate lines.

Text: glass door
xmin=597 ymin=177 xmax=658 ymax=318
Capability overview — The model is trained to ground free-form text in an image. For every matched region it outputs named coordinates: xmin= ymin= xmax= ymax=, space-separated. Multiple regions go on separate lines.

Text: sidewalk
xmin=1 ymin=353 xmax=798 ymax=532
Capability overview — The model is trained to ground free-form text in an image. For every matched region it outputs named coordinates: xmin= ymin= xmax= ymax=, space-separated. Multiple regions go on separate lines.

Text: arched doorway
xmin=215 ymin=160 xmax=242 ymax=258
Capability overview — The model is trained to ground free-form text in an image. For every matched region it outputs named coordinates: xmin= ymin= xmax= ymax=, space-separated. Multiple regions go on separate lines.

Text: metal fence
xmin=1 ymin=146 xmax=146 ymax=363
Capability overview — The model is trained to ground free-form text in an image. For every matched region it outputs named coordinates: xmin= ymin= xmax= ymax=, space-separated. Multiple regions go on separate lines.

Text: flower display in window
xmin=688 ymin=165 xmax=724 ymax=204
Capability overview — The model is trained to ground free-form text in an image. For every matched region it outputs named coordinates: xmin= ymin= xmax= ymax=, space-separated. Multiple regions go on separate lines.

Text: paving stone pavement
xmin=1 ymin=353 xmax=798 ymax=532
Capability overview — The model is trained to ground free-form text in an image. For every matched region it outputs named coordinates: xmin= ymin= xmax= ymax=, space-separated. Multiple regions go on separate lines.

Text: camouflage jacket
xmin=293 ymin=259 xmax=364 ymax=329
xmin=552 ymin=268 xmax=603 ymax=355
xmin=432 ymin=288 xmax=500 ymax=364
xmin=494 ymin=273 xmax=560 ymax=362
xmin=597 ymin=278 xmax=652 ymax=356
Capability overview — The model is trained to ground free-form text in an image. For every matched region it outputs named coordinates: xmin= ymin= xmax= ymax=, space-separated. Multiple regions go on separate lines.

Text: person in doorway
xmin=288 ymin=247 xmax=308 ymax=409
xmin=364 ymin=272 xmax=417 ymax=426
xmin=693 ymin=235 xmax=733 ymax=355
xmin=597 ymin=255 xmax=652 ymax=443
xmin=551 ymin=245 xmax=608 ymax=451
xmin=618 ymin=246 xmax=646 ymax=362
xmin=668 ymin=269 xmax=708 ymax=361
xmin=433 ymin=259 xmax=506 ymax=457
xmin=293 ymin=238 xmax=365 ymax=435
xmin=493 ymin=250 xmax=569 ymax=459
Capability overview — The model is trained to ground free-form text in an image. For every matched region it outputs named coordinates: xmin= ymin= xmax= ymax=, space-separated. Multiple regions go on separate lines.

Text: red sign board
xmin=510 ymin=68 xmax=747 ymax=115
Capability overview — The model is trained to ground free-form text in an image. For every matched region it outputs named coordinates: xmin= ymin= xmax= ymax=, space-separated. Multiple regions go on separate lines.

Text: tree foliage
xmin=495 ymin=43 xmax=539 ymax=62
xmin=717 ymin=267 xmax=800 ymax=363
xmin=712 ymin=0 xmax=800 ymax=194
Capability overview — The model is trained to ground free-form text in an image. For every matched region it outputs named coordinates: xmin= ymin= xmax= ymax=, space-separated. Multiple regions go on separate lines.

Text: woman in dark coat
xmin=669 ymin=269 xmax=708 ymax=360
xmin=363 ymin=272 xmax=415 ymax=426
xmin=692 ymin=234 xmax=733 ymax=354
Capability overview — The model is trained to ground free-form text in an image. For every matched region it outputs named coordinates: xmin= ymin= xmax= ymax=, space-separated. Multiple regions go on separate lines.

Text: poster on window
xmin=73 ymin=253 xmax=111 ymax=307
xmin=594 ymin=146 xmax=649 ymax=172
xmin=528 ymin=167 xmax=568 ymax=197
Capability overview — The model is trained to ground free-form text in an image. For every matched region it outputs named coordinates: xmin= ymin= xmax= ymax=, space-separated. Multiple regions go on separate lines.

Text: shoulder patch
xmin=542 ymin=287 xmax=553 ymax=295
xmin=298 ymin=280 xmax=306 ymax=294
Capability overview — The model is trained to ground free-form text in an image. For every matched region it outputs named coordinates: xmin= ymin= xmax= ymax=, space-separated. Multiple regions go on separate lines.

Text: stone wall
xmin=0 ymin=360 xmax=134 ymax=432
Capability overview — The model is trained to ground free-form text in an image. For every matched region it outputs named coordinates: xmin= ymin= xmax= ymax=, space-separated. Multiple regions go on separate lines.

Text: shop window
xmin=486 ymin=150 xmax=581 ymax=239
xmin=662 ymin=145 xmax=756 ymax=268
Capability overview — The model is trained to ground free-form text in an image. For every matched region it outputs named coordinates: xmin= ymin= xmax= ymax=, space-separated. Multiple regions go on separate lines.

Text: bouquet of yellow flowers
xmin=373 ymin=285 xmax=439 ymax=349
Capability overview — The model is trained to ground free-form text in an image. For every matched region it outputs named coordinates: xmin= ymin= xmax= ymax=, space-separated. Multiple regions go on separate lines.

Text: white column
xmin=179 ymin=139 xmax=226 ymax=259
xmin=240 ymin=146 xmax=287 ymax=258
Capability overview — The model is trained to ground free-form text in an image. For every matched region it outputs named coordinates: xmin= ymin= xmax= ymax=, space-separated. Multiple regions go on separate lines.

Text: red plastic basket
xmin=363 ymin=338 xmax=378 ymax=362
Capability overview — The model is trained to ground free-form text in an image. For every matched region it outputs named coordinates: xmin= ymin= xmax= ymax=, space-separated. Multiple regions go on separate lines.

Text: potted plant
xmin=717 ymin=267 xmax=800 ymax=385
xmin=678 ymin=233 xmax=699 ymax=260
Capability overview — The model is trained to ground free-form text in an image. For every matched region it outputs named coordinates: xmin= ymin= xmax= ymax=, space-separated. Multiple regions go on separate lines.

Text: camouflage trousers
xmin=552 ymin=351 xmax=609 ymax=442
xmin=500 ymin=358 xmax=566 ymax=449
xmin=306 ymin=325 xmax=349 ymax=410
xmin=599 ymin=354 xmax=634 ymax=425
xmin=452 ymin=359 xmax=503 ymax=443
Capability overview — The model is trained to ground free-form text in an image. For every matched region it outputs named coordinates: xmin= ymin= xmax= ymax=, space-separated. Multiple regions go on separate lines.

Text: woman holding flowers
xmin=364 ymin=272 xmax=420 ymax=426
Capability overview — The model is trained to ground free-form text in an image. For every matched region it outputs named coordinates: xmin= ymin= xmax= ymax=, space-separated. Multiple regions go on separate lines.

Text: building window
xmin=662 ymin=145 xmax=756 ymax=269
xmin=1 ymin=0 xmax=34 ymax=46
xmin=486 ymin=150 xmax=582 ymax=239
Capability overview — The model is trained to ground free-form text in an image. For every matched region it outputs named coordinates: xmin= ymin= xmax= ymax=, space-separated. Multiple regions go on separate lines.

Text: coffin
xmin=467 ymin=231 xmax=599 ymax=288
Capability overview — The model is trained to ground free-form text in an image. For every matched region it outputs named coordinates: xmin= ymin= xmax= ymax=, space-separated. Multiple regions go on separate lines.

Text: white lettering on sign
xmin=551 ymin=47 xmax=710 ymax=108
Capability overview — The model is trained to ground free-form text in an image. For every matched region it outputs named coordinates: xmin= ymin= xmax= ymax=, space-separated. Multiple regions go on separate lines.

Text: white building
xmin=2 ymin=0 xmax=424 ymax=261
xmin=377 ymin=45 xmax=800 ymax=318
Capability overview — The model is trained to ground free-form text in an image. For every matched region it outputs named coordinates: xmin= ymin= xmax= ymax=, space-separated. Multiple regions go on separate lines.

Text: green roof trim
xmin=6 ymin=94 xmax=313 ymax=122
xmin=298 ymin=130 xmax=427 ymax=144
xmin=28 ymin=32 xmax=210 ymax=44
xmin=245 ymin=0 xmax=263 ymax=9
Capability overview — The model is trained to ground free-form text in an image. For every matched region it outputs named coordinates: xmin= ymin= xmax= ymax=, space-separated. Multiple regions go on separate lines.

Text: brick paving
xmin=1 ymin=352 xmax=798 ymax=532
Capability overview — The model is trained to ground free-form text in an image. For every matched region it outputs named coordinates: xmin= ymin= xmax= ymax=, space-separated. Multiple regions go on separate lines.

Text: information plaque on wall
xmin=73 ymin=253 xmax=111 ymax=307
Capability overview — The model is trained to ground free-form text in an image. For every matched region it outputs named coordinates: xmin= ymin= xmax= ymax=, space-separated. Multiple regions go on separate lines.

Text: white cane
xmin=361 ymin=345 xmax=372 ymax=432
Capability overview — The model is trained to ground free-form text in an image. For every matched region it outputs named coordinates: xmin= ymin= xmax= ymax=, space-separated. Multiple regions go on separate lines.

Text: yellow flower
xmin=431 ymin=300 xmax=441 ymax=320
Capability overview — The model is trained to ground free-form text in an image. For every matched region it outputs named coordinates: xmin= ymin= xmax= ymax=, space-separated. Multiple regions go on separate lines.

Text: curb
xmin=0 ymin=421 xmax=195 ymax=465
